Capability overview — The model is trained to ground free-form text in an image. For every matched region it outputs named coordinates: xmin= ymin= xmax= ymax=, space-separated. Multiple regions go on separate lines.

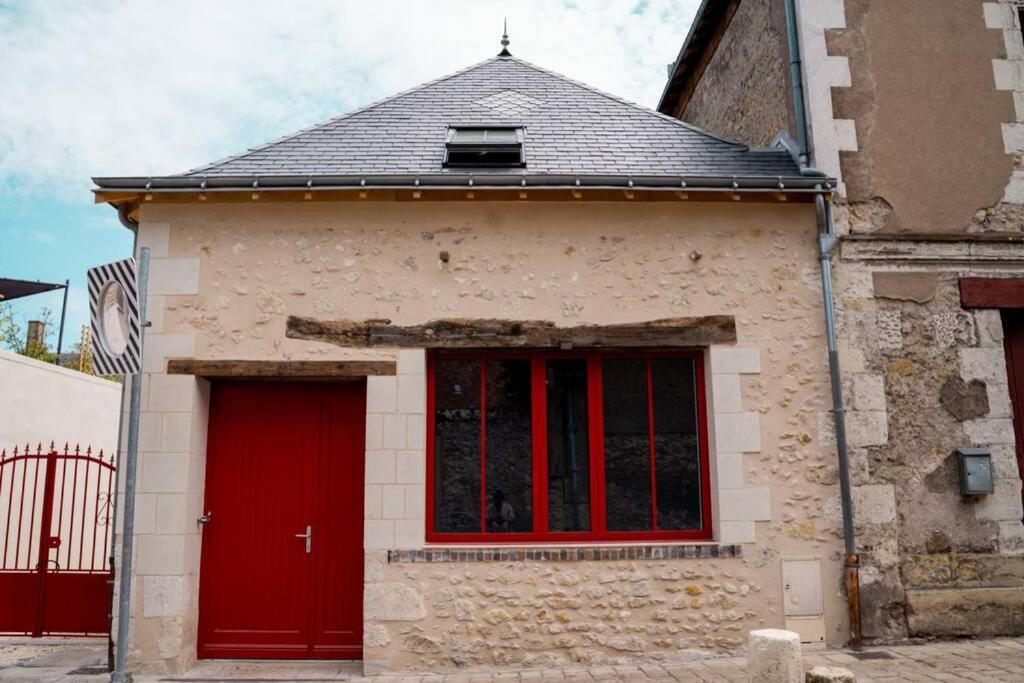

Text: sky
xmin=0 ymin=0 xmax=699 ymax=350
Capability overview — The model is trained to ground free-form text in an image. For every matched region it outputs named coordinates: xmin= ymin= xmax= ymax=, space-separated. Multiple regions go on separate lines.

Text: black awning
xmin=0 ymin=277 xmax=66 ymax=302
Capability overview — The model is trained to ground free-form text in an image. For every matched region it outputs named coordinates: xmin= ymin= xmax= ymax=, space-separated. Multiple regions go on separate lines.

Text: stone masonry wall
xmin=126 ymin=199 xmax=851 ymax=673
xmin=831 ymin=249 xmax=1024 ymax=641
xmin=681 ymin=0 xmax=794 ymax=147
xmin=111 ymin=220 xmax=210 ymax=675
xmin=363 ymin=552 xmax=767 ymax=672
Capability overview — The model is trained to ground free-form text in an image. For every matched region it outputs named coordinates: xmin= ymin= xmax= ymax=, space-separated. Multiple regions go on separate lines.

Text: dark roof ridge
xmin=504 ymin=55 xmax=749 ymax=150
xmin=183 ymin=55 xmax=508 ymax=176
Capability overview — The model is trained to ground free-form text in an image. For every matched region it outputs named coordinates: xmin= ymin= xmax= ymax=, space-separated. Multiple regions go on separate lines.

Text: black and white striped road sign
xmin=88 ymin=258 xmax=142 ymax=376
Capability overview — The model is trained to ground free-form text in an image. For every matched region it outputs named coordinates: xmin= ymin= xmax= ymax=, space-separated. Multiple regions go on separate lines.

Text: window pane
xmin=484 ymin=359 xmax=533 ymax=533
xmin=433 ymin=360 xmax=481 ymax=533
xmin=602 ymin=358 xmax=652 ymax=531
xmin=453 ymin=129 xmax=486 ymax=143
xmin=485 ymin=129 xmax=517 ymax=142
xmin=546 ymin=360 xmax=591 ymax=532
xmin=652 ymin=358 xmax=702 ymax=530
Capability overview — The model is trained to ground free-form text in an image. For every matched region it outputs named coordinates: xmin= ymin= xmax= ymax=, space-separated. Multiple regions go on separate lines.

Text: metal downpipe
xmin=816 ymin=194 xmax=862 ymax=647
xmin=117 ymin=202 xmax=139 ymax=234
xmin=784 ymin=0 xmax=810 ymax=168
xmin=785 ymin=0 xmax=862 ymax=646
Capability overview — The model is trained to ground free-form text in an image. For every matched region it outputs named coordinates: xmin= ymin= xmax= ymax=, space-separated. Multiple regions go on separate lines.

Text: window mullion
xmin=532 ymin=356 xmax=547 ymax=537
xmin=647 ymin=357 xmax=658 ymax=531
xmin=588 ymin=355 xmax=606 ymax=535
xmin=479 ymin=359 xmax=487 ymax=535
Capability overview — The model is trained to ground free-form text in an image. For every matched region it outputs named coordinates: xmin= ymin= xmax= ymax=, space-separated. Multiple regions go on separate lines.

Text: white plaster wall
xmin=0 ymin=348 xmax=121 ymax=453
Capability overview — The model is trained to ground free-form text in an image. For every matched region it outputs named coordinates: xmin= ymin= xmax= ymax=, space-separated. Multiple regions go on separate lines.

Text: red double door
xmin=198 ymin=382 xmax=365 ymax=660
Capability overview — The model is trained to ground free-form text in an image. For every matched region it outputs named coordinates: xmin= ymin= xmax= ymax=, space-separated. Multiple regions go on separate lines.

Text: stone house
xmin=95 ymin=36 xmax=855 ymax=676
xmin=660 ymin=0 xmax=1024 ymax=643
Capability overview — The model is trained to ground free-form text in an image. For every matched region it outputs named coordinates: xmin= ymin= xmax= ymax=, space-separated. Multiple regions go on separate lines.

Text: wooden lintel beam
xmin=286 ymin=315 xmax=737 ymax=349
xmin=166 ymin=358 xmax=396 ymax=378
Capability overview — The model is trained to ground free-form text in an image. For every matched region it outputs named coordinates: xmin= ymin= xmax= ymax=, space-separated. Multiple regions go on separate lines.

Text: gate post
xmin=32 ymin=448 xmax=58 ymax=637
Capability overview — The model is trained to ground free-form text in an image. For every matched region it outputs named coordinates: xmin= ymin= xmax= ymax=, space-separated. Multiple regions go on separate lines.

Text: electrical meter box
xmin=957 ymin=448 xmax=993 ymax=496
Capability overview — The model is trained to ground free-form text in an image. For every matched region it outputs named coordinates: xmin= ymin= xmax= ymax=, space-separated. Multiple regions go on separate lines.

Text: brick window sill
xmin=388 ymin=543 xmax=741 ymax=563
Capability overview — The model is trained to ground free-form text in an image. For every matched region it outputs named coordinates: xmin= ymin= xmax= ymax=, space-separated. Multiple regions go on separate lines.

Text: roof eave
xmin=657 ymin=0 xmax=737 ymax=115
xmin=92 ymin=172 xmax=833 ymax=194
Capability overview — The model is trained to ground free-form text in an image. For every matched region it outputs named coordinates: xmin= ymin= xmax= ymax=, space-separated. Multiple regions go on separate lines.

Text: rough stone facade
xmin=826 ymin=2 xmax=1024 ymax=640
xmin=828 ymin=241 xmax=1024 ymax=642
xmin=114 ymin=199 xmax=857 ymax=675
xmin=668 ymin=0 xmax=1024 ymax=649
xmin=362 ymin=551 xmax=766 ymax=672
xmin=681 ymin=0 xmax=794 ymax=148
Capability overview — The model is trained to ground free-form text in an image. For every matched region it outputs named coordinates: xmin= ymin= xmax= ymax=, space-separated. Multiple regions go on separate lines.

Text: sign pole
xmin=55 ymin=279 xmax=69 ymax=364
xmin=110 ymin=247 xmax=149 ymax=683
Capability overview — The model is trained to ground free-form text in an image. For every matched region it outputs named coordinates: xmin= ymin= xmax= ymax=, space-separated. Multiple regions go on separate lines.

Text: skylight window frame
xmin=444 ymin=126 xmax=526 ymax=169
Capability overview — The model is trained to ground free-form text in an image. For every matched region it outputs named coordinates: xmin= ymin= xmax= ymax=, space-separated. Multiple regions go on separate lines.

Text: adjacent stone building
xmin=661 ymin=0 xmax=1024 ymax=643
xmin=93 ymin=40 xmax=857 ymax=676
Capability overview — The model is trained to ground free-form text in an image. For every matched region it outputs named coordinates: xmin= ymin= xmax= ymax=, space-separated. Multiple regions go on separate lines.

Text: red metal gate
xmin=0 ymin=443 xmax=115 ymax=636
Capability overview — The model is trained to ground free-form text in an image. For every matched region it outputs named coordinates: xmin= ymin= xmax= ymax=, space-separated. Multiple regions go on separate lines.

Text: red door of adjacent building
xmin=197 ymin=382 xmax=365 ymax=660
xmin=1004 ymin=310 xmax=1024 ymax=507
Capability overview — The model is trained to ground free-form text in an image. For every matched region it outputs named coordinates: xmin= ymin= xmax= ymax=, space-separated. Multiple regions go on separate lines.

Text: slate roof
xmin=94 ymin=54 xmax=825 ymax=193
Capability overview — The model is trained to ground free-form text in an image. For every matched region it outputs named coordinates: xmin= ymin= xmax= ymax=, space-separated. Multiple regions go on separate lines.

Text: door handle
xmin=294 ymin=525 xmax=312 ymax=554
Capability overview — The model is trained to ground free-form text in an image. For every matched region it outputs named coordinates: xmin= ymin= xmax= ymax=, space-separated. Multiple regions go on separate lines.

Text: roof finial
xmin=498 ymin=18 xmax=511 ymax=57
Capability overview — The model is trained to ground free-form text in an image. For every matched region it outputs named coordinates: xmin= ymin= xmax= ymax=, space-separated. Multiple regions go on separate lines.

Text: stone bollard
xmin=748 ymin=629 xmax=802 ymax=683
xmin=806 ymin=666 xmax=856 ymax=682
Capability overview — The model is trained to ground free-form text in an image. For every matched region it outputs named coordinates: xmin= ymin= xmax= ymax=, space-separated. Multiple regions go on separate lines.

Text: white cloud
xmin=0 ymin=0 xmax=697 ymax=196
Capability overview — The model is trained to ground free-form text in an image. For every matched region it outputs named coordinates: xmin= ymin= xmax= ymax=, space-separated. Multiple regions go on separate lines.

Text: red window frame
xmin=425 ymin=349 xmax=713 ymax=543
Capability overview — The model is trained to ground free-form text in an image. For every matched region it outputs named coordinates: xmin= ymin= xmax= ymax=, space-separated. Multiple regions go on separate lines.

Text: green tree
xmin=0 ymin=302 xmax=56 ymax=362
xmin=0 ymin=302 xmax=22 ymax=352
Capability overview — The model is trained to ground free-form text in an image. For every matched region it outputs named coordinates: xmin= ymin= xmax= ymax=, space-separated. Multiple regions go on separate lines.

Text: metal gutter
xmin=93 ymin=173 xmax=831 ymax=195
xmin=784 ymin=0 xmax=811 ymax=168
xmin=783 ymin=0 xmax=862 ymax=648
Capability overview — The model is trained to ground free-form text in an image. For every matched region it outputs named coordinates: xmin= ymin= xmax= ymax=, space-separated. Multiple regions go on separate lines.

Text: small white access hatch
xmin=782 ymin=557 xmax=825 ymax=642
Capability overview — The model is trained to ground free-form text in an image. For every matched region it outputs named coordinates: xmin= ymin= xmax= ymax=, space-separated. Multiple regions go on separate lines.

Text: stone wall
xmin=363 ymin=551 xmax=766 ymax=672
xmin=832 ymin=242 xmax=1024 ymax=641
xmin=681 ymin=0 xmax=794 ymax=147
xmin=112 ymin=221 xmax=210 ymax=675
xmin=120 ymin=198 xmax=852 ymax=674
xmin=800 ymin=2 xmax=1024 ymax=638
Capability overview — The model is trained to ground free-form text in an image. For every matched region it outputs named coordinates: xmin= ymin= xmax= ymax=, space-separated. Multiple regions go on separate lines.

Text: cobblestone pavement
xmin=3 ymin=637 xmax=1024 ymax=681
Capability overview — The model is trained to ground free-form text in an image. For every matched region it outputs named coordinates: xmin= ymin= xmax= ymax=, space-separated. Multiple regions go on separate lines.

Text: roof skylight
xmin=444 ymin=127 xmax=525 ymax=168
